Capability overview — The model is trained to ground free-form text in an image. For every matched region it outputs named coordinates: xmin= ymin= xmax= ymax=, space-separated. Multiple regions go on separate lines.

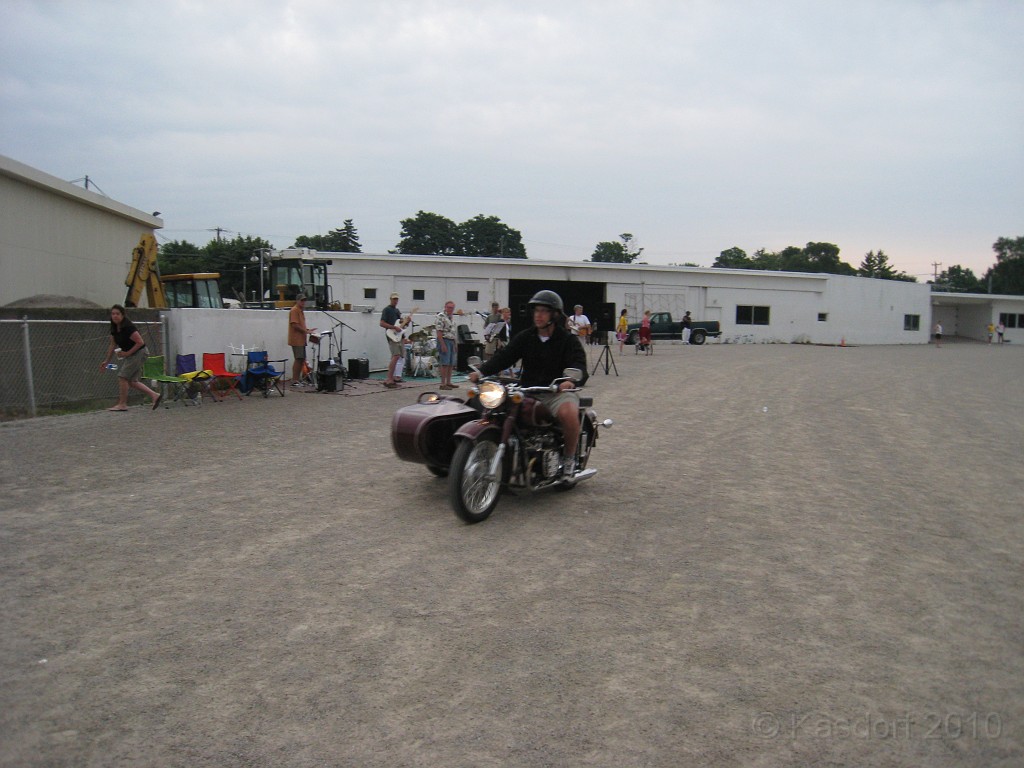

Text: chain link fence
xmin=0 ymin=318 xmax=166 ymax=420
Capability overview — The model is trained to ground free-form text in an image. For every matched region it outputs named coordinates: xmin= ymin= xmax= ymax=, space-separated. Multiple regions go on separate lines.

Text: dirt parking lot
xmin=1 ymin=340 xmax=1021 ymax=767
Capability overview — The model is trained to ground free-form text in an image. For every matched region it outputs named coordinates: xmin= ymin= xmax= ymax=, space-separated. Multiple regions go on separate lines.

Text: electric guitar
xmin=385 ymin=307 xmax=419 ymax=343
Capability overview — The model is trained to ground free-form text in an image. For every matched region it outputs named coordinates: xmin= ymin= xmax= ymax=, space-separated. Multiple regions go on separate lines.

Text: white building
xmin=0 ymin=153 xmax=162 ymax=308
xmin=932 ymin=291 xmax=1024 ymax=342
xmin=318 ymin=252 xmax=933 ymax=346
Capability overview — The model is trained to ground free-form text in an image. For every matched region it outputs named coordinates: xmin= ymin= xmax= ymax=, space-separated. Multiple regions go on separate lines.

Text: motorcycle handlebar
xmin=472 ymin=372 xmax=578 ymax=393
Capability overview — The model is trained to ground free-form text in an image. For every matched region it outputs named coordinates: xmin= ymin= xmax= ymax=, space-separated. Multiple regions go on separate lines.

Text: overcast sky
xmin=2 ymin=1 xmax=1021 ymax=279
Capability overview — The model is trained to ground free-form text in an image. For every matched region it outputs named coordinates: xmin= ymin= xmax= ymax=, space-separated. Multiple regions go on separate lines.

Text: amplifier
xmin=348 ymin=358 xmax=369 ymax=379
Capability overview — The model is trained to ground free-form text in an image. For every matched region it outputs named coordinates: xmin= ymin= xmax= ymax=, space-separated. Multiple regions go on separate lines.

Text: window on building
xmin=818 ymin=313 xmax=828 ymax=322
xmin=736 ymin=305 xmax=770 ymax=325
xmin=364 ymin=288 xmax=377 ymax=300
xmin=467 ymin=290 xmax=479 ymax=302
xmin=904 ymin=314 xmax=920 ymax=331
xmin=413 ymin=289 xmax=425 ymax=302
xmin=998 ymin=312 xmax=1022 ymax=329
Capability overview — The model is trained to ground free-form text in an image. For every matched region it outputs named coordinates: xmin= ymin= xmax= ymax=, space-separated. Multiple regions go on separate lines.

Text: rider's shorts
xmin=536 ymin=389 xmax=580 ymax=418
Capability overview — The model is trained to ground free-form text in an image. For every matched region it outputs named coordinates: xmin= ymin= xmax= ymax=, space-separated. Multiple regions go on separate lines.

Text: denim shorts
xmin=437 ymin=339 xmax=456 ymax=366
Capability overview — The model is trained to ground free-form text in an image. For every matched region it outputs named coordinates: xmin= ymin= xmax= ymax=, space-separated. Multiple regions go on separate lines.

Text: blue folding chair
xmin=242 ymin=351 xmax=286 ymax=397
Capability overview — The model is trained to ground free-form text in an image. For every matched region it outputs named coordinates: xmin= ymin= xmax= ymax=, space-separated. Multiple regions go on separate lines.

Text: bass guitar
xmin=386 ymin=307 xmax=420 ymax=343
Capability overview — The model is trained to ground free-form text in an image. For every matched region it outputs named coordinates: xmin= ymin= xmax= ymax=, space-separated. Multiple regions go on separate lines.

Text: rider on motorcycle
xmin=468 ymin=290 xmax=589 ymax=479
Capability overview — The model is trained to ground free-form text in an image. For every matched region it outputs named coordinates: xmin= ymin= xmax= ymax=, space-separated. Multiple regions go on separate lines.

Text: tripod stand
xmin=591 ymin=342 xmax=618 ymax=376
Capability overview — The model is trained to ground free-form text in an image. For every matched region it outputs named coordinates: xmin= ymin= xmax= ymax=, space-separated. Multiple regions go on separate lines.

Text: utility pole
xmin=931 ymin=261 xmax=943 ymax=282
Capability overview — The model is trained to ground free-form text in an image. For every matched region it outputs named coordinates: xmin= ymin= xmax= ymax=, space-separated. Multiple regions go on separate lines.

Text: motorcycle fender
xmin=453 ymin=419 xmax=501 ymax=443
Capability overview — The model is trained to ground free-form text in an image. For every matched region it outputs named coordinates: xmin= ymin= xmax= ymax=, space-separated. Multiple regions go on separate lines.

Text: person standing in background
xmin=483 ymin=301 xmax=502 ymax=360
xmin=639 ymin=310 xmax=653 ymax=355
xmin=616 ymin=308 xmax=629 ymax=354
xmin=435 ymin=300 xmax=458 ymax=390
xmin=288 ymin=294 xmax=316 ymax=386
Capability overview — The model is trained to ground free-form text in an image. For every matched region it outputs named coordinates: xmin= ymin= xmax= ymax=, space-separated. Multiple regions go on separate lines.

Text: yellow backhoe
xmin=123 ymin=234 xmax=223 ymax=309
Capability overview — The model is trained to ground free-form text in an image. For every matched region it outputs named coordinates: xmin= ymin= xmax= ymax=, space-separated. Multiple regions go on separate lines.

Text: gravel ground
xmin=1 ymin=340 xmax=1021 ymax=767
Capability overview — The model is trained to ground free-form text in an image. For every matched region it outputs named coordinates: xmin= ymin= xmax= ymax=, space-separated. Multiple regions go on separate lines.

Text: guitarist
xmin=379 ymin=292 xmax=405 ymax=388
xmin=568 ymin=304 xmax=591 ymax=343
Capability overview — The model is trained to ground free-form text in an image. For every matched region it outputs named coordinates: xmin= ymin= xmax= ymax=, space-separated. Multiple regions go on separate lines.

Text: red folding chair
xmin=201 ymin=352 xmax=243 ymax=401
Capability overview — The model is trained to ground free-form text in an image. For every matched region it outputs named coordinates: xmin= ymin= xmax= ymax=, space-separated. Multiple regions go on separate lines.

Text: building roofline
xmin=931 ymin=290 xmax=1024 ymax=304
xmin=317 ymin=251 xmax=832 ymax=280
xmin=0 ymin=153 xmax=162 ymax=228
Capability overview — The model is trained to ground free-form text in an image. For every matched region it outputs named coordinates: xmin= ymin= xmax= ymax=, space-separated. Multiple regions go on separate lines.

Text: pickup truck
xmin=626 ymin=312 xmax=722 ymax=346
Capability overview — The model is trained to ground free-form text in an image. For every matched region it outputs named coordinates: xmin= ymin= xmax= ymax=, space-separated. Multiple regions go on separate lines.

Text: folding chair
xmin=242 ymin=350 xmax=287 ymax=398
xmin=142 ymin=355 xmax=191 ymax=408
xmin=175 ymin=354 xmax=215 ymax=405
xmin=201 ymin=352 xmax=243 ymax=401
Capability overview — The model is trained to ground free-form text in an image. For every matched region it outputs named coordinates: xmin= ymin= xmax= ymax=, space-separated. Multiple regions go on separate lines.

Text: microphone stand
xmin=320 ymin=311 xmax=356 ymax=390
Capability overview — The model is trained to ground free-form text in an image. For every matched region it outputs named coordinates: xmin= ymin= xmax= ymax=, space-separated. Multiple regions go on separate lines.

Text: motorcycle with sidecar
xmin=390 ymin=367 xmax=612 ymax=524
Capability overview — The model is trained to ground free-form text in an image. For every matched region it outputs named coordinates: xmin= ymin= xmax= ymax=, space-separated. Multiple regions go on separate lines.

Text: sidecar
xmin=391 ymin=392 xmax=479 ymax=473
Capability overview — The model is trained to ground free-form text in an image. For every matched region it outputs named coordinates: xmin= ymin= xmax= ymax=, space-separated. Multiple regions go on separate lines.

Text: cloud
xmin=1 ymin=0 xmax=1021 ymax=274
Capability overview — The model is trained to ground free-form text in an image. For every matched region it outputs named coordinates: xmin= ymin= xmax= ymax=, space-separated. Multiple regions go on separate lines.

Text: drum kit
xmin=405 ymin=323 xmax=438 ymax=378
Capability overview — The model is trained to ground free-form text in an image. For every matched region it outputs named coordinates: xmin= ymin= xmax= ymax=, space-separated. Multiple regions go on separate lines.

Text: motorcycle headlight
xmin=477 ymin=380 xmax=507 ymax=410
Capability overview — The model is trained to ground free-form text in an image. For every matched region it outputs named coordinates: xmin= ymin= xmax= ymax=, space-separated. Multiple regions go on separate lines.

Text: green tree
xmin=932 ymin=264 xmax=982 ymax=292
xmin=802 ymin=242 xmax=856 ymax=275
xmin=858 ymin=249 xmax=914 ymax=281
xmin=394 ymin=211 xmax=459 ymax=255
xmin=206 ymin=234 xmax=274 ymax=301
xmin=713 ymin=242 xmax=857 ymax=275
xmin=713 ymin=246 xmax=753 ymax=269
xmin=981 ymin=236 xmax=1024 ymax=294
xmin=590 ymin=233 xmax=643 ymax=263
xmin=159 ymin=235 xmax=272 ymax=302
xmin=293 ymin=219 xmax=361 ymax=252
xmin=157 ymin=240 xmax=205 ymax=275
xmin=457 ymin=215 xmax=526 ymax=258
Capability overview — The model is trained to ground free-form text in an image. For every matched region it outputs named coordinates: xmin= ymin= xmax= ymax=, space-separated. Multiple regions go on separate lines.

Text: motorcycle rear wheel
xmin=449 ymin=436 xmax=502 ymax=524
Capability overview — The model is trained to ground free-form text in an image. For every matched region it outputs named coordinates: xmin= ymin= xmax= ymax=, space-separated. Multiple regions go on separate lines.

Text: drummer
xmin=287 ymin=293 xmax=316 ymax=387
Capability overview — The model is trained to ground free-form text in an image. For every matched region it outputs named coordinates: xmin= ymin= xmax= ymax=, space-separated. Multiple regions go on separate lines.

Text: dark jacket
xmin=478 ymin=322 xmax=588 ymax=388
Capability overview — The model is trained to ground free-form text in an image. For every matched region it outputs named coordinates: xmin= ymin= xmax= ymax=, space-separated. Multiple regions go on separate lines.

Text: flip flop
xmin=107 ymin=406 xmax=129 ymax=412
xmin=152 ymin=394 xmax=163 ymax=410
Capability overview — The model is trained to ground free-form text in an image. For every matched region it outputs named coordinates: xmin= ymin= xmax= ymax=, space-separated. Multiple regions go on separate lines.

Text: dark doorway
xmin=508 ymin=279 xmax=606 ymax=336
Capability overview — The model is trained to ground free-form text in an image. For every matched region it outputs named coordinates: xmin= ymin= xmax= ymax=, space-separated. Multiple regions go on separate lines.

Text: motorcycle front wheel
xmin=449 ymin=436 xmax=502 ymax=524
